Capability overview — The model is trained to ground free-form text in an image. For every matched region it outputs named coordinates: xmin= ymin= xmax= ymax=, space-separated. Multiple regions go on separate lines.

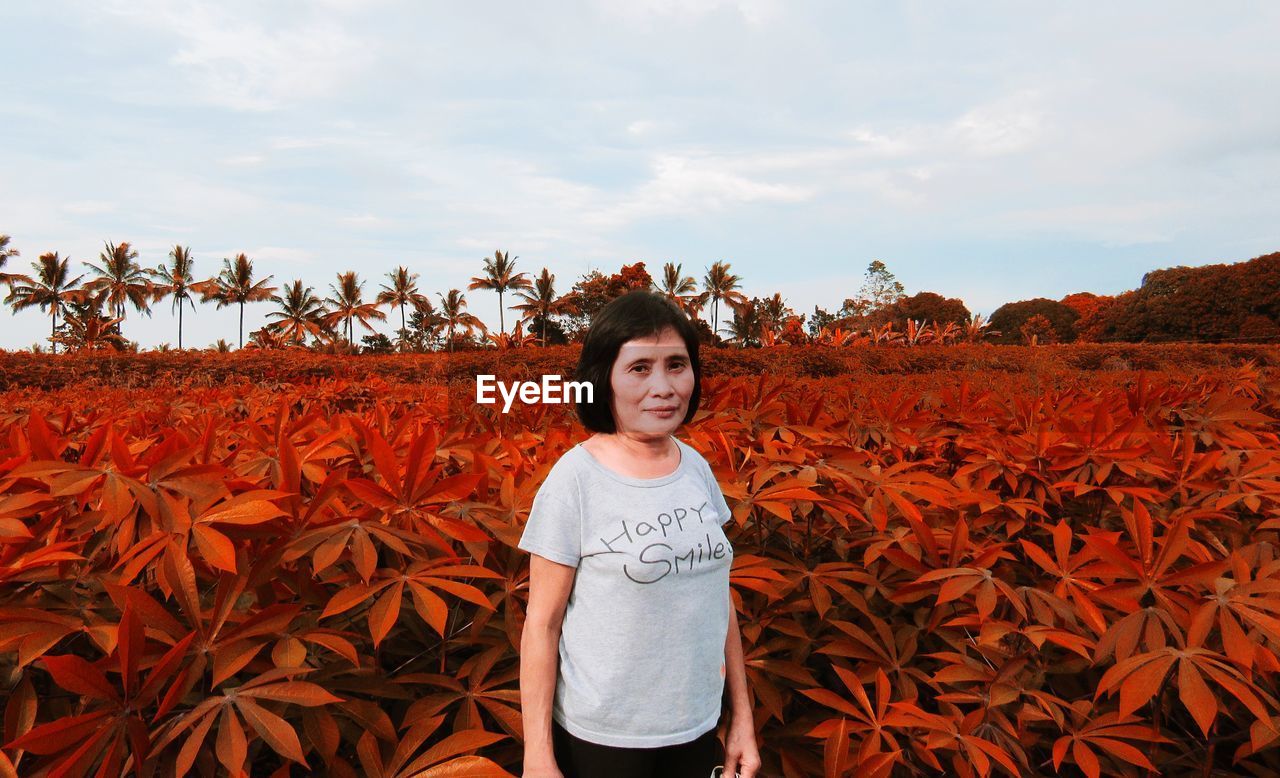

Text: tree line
xmin=2 ymin=234 xmax=1277 ymax=353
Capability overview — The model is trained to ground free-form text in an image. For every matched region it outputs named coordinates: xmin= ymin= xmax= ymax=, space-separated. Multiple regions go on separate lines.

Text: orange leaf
xmin=237 ymin=698 xmax=307 ymax=765
xmin=402 ymin=730 xmax=508 ymax=774
xmin=823 ymin=717 xmax=852 ymax=778
xmin=41 ymin=655 xmax=117 ymax=703
xmin=212 ymin=641 xmax=266 ymax=688
xmin=320 ymin=582 xmax=377 ymax=619
xmin=192 ymin=524 xmax=237 ymax=573
xmin=422 ymin=473 xmax=484 ymax=503
xmin=201 ymin=499 xmax=287 ymax=526
xmin=239 ymin=681 xmax=344 ymax=707
xmin=5 ymin=711 xmax=112 ymax=755
xmin=368 ymin=580 xmax=405 ymax=648
xmin=408 ymin=582 xmax=450 ymax=636
xmin=1177 ymin=660 xmax=1219 ymax=738
xmin=1072 ymin=740 xmax=1101 ymax=778
xmin=1117 ymin=654 xmax=1176 ymax=718
xmin=217 ymin=707 xmax=247 ymax=776
xmin=175 ymin=710 xmax=217 ymax=776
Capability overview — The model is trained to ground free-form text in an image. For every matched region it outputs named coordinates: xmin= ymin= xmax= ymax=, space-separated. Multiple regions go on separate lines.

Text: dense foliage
xmin=988 ymin=300 xmax=1080 ymax=346
xmin=3 ymin=353 xmax=1280 ymax=776
xmin=879 ymin=292 xmax=973 ymax=331
xmin=1082 ymin=251 xmax=1280 ymax=344
xmin=7 ymin=237 xmax=1280 ymax=351
xmin=2 ymin=343 xmax=1279 ymax=391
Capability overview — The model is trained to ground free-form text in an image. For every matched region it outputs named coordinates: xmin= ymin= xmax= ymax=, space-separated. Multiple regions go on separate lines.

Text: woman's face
xmin=608 ymin=325 xmax=695 ymax=440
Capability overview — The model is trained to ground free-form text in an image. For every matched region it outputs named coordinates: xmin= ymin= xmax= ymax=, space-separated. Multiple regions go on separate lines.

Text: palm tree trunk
xmin=541 ymin=302 xmax=547 ymax=348
xmin=51 ymin=308 xmax=57 ymax=355
xmin=400 ymin=303 xmax=406 ymax=352
xmin=498 ymin=291 xmax=504 ymax=336
xmin=239 ymin=302 xmax=245 ymax=348
xmin=178 ymin=300 xmax=184 ymax=350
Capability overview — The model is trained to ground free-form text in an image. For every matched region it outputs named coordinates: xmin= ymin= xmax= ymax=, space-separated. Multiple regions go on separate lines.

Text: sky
xmin=2 ymin=1 xmax=1278 ymax=351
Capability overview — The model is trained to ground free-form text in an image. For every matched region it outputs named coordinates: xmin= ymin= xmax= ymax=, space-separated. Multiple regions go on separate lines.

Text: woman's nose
xmin=649 ymin=369 xmax=675 ymax=396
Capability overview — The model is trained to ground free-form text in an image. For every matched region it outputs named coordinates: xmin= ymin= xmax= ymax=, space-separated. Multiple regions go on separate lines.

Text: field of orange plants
xmin=3 ymin=350 xmax=1280 ymax=776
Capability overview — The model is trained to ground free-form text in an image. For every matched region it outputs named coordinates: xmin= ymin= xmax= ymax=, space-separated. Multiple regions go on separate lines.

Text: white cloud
xmin=950 ymin=90 xmax=1045 ymax=156
xmin=454 ymin=237 xmax=497 ymax=252
xmin=414 ymin=147 xmax=813 ymax=247
xmin=849 ymin=128 xmax=914 ymax=158
xmin=5 ymin=2 xmax=1280 ymax=351
xmin=220 ymin=154 xmax=265 ymax=166
xmin=241 ymin=247 xmax=316 ymax=266
xmin=340 ymin=214 xmax=393 ymax=228
xmin=998 ymin=201 xmax=1186 ymax=246
xmin=627 ymin=120 xmax=659 ymax=137
xmin=271 ymin=136 xmax=350 ymax=151
xmin=599 ymin=0 xmax=783 ymax=26
xmin=609 ymin=153 xmax=812 ymax=217
xmin=62 ymin=201 xmax=117 ymax=215
xmin=100 ymin=0 xmax=374 ymax=111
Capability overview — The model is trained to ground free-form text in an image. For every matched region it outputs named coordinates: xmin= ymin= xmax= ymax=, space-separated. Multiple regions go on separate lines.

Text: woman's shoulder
xmin=672 ymin=436 xmax=702 ymax=459
xmin=552 ymin=442 xmax=593 ymax=471
xmin=536 ymin=444 xmax=590 ymax=491
xmin=673 ymin=436 xmax=716 ymax=476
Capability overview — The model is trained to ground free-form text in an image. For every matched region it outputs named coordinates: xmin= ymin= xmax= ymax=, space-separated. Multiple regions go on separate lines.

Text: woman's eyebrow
xmin=622 ymin=353 xmax=687 ymax=366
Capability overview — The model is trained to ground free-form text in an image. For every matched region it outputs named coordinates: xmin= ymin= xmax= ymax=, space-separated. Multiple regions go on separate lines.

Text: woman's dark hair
xmin=574 ymin=290 xmax=702 ymax=433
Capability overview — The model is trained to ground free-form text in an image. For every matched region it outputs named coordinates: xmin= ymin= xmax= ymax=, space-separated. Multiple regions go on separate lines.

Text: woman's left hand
xmin=723 ymin=718 xmax=762 ymax=778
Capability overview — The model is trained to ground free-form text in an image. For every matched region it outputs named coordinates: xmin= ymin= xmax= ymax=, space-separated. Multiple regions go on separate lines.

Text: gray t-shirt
xmin=518 ymin=436 xmax=734 ymax=748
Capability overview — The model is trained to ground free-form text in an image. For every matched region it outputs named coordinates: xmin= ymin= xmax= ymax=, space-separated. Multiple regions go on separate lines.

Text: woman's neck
xmin=583 ymin=431 xmax=680 ymax=479
xmin=598 ymin=431 xmax=674 ymax=459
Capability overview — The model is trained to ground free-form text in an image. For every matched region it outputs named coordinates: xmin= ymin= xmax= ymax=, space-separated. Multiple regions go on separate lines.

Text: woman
xmin=519 ymin=291 xmax=761 ymax=778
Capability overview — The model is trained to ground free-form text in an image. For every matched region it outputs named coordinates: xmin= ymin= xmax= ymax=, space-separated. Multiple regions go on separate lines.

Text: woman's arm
xmin=520 ymin=554 xmax=577 ymax=777
xmin=722 ymin=602 xmax=762 ymax=778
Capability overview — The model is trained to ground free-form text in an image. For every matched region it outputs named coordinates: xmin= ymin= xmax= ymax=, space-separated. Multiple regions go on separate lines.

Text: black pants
xmin=550 ymin=720 xmax=723 ymax=778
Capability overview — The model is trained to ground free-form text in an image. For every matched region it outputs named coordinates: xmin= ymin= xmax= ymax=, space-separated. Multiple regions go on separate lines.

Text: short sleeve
xmin=697 ymin=453 xmax=734 ymax=527
xmin=518 ymin=472 xmax=582 ymax=568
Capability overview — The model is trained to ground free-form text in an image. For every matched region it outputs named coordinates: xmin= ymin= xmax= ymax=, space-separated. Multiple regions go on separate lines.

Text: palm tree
xmin=51 ymin=297 xmax=129 ymax=352
xmin=375 ymin=267 xmax=428 ymax=351
xmin=266 ymin=279 xmax=330 ymax=345
xmin=758 ymin=293 xmax=793 ymax=336
xmin=83 ymin=241 xmax=153 ymax=335
xmin=408 ymin=297 xmax=447 ymax=351
xmin=4 ymin=252 xmax=89 ymax=354
xmin=511 ymin=268 xmax=579 ymax=347
xmin=485 ymin=319 xmax=539 ymax=350
xmin=245 ymin=328 xmax=293 ymax=350
xmin=702 ymin=261 xmax=748 ymax=337
xmin=193 ymin=253 xmax=277 ymax=348
xmin=0 ymin=234 xmax=18 ymax=284
xmin=148 ymin=245 xmax=199 ymax=349
xmin=657 ymin=262 xmax=700 ymax=316
xmin=323 ymin=271 xmax=386 ymax=346
xmin=468 ymin=250 xmax=532 ymax=336
xmin=437 ymin=289 xmax=485 ymax=353
xmin=722 ymin=299 xmax=763 ymax=348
